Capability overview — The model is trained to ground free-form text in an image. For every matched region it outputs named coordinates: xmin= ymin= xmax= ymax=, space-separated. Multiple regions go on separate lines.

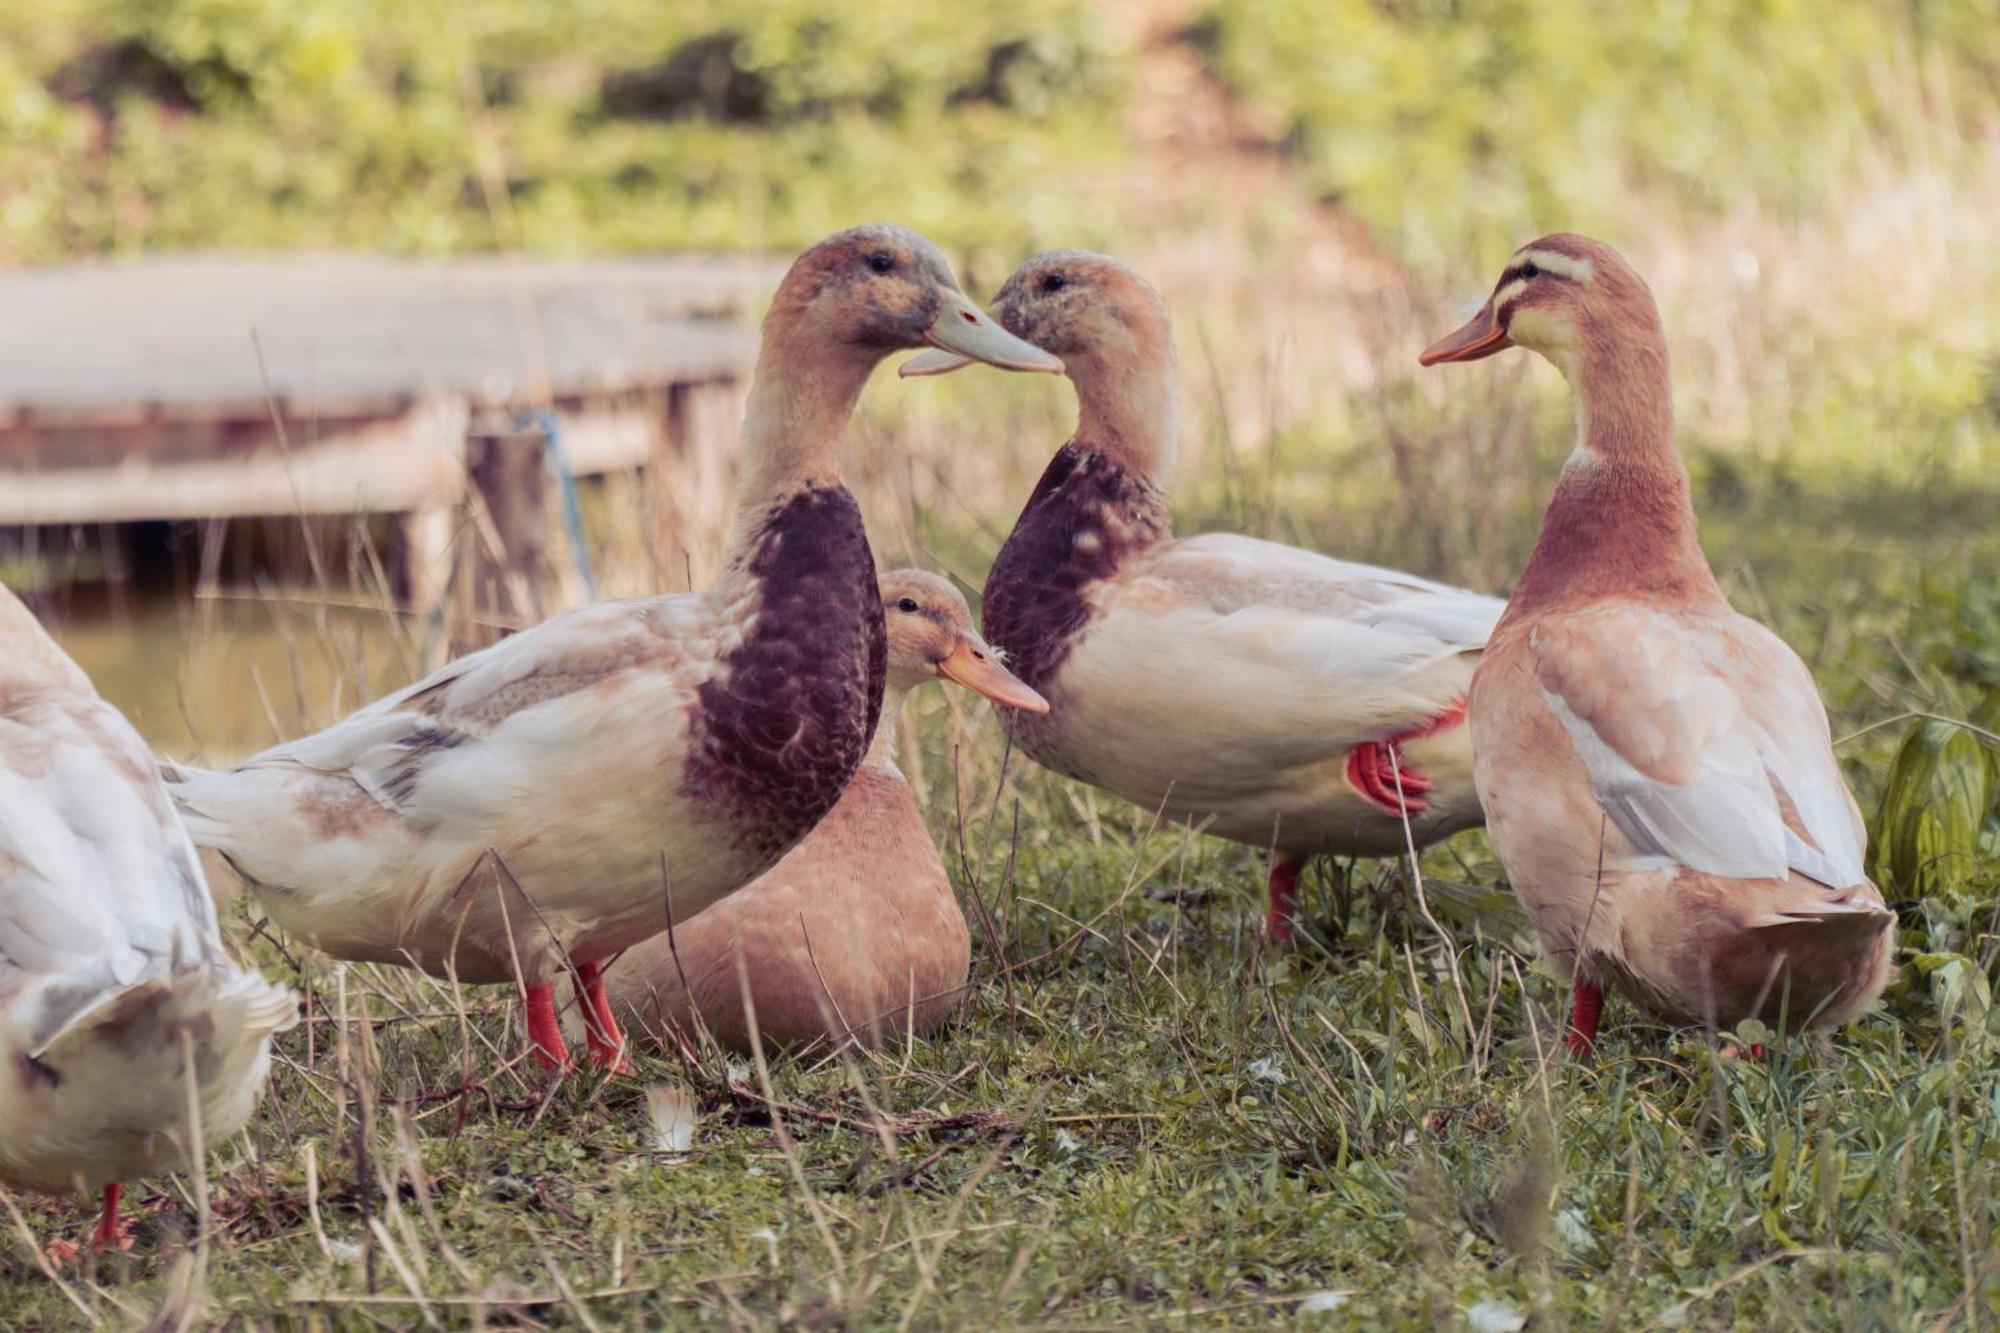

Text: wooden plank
xmin=0 ymin=401 xmax=470 ymax=524
xmin=0 ymin=256 xmax=768 ymax=424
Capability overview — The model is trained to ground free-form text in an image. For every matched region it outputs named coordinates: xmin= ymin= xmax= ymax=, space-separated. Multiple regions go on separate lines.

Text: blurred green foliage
xmin=7 ymin=1 xmax=1997 ymax=270
xmin=0 ymin=0 xmax=1123 ymax=260
xmin=1196 ymin=0 xmax=2000 ymax=267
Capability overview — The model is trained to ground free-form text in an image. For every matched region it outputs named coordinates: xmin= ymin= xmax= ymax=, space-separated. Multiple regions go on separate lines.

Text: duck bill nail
xmin=923 ymin=290 xmax=1063 ymax=373
xmin=1419 ymin=304 xmax=1511 ymax=366
xmin=899 ymin=348 xmax=977 ymax=378
xmin=937 ymin=637 xmax=1050 ymax=714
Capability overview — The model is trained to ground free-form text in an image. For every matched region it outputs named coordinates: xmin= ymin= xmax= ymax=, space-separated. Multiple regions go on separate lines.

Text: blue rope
xmin=518 ymin=409 xmax=597 ymax=601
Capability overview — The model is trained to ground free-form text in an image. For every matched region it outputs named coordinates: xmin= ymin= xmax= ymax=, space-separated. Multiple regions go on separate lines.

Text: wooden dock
xmin=0 ymin=254 xmax=779 ymax=610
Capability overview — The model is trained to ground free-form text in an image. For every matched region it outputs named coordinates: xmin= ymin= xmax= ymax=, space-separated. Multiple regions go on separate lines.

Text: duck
xmin=164 ymin=224 xmax=1060 ymax=1077
xmin=903 ymin=251 xmax=1503 ymax=944
xmin=603 ymin=569 xmax=1046 ymax=1053
xmin=1419 ymin=233 xmax=1894 ymax=1051
xmin=0 ymin=584 xmax=297 ymax=1255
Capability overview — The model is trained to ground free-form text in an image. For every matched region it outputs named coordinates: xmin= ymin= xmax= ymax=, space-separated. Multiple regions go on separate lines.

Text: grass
xmin=8 ymin=367 xmax=1999 ymax=1327
xmin=6 ymin=3 xmax=2000 ymax=1326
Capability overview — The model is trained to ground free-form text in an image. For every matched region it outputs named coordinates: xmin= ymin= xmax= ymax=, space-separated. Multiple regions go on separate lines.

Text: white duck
xmin=1 ymin=585 xmax=296 ymax=1254
xmin=1420 ymin=233 xmax=1894 ymax=1051
xmin=165 ymin=225 xmax=1058 ymax=1075
xmin=905 ymin=251 xmax=1504 ymax=943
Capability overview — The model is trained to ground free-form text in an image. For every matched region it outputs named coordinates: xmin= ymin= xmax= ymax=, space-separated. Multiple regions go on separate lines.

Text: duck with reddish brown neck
xmin=1421 ymin=233 xmax=1893 ymax=1054
xmin=163 ymin=224 xmax=1060 ymax=1080
xmin=905 ymin=251 xmax=1504 ymax=946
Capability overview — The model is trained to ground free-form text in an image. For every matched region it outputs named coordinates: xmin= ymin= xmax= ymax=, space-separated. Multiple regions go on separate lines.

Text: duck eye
xmin=1041 ymin=272 xmax=1066 ymax=293
xmin=867 ymin=251 xmax=896 ymax=275
xmin=1519 ymin=261 xmax=1541 ymax=280
xmin=896 ymin=597 xmax=920 ymax=613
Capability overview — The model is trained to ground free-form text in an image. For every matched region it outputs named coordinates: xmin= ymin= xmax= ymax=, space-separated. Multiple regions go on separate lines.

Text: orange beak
xmin=936 ymin=634 xmax=1049 ymax=714
xmin=1419 ymin=302 xmax=1512 ymax=366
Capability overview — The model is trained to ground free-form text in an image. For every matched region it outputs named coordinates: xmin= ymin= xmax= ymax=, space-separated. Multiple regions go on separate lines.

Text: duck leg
xmin=524 ymin=981 xmax=569 ymax=1070
xmin=91 ymin=1183 xmax=125 ymax=1250
xmin=1265 ymin=851 xmax=1304 ymax=946
xmin=1565 ymin=980 xmax=1604 ymax=1058
xmin=575 ymin=961 xmax=631 ymax=1073
xmin=1346 ymin=697 xmax=1468 ymax=817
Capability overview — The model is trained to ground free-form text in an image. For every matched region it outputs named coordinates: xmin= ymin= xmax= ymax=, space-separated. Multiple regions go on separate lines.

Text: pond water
xmin=49 ymin=592 xmax=422 ymax=760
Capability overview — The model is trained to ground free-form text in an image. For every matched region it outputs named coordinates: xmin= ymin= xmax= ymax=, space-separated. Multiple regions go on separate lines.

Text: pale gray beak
xmin=899 ymin=348 xmax=977 ymax=377
xmin=912 ymin=290 xmax=1061 ymax=375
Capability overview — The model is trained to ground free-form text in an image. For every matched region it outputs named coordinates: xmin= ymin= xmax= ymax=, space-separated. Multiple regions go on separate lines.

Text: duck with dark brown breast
xmin=163 ymin=225 xmax=1060 ymax=1079
xmin=1421 ymin=234 xmax=1894 ymax=1053
xmin=905 ymin=251 xmax=1503 ymax=945
xmin=604 ymin=569 xmax=1047 ymax=1054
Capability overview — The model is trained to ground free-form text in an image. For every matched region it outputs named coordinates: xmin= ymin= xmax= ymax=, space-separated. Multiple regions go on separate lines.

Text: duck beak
xmin=936 ymin=633 xmax=1049 ymax=714
xmin=899 ymin=347 xmax=975 ymax=377
xmin=916 ymin=290 xmax=1062 ymax=375
xmin=1419 ymin=301 xmax=1511 ymax=366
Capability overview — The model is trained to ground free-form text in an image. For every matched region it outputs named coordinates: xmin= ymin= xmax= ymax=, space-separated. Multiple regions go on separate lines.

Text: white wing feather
xmin=1533 ymin=608 xmax=1865 ymax=889
xmin=238 ymin=596 xmax=686 ymax=820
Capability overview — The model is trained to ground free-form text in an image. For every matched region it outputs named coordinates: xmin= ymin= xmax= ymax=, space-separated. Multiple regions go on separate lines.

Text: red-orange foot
xmin=1264 ymin=852 xmax=1303 ymax=947
xmin=1565 ymin=981 xmax=1604 ymax=1058
xmin=525 ymin=980 xmax=569 ymax=1071
xmin=1346 ymin=697 xmax=1467 ymax=817
xmin=91 ymin=1183 xmax=128 ymax=1250
xmin=575 ymin=961 xmax=632 ymax=1074
xmin=49 ymin=1184 xmax=132 ymax=1264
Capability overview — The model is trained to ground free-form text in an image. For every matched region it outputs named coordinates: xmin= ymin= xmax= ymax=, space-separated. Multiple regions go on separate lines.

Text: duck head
xmin=769 ymin=224 xmax=1063 ymax=372
xmin=898 ymin=249 xmax=1172 ymax=383
xmin=881 ymin=570 xmax=1048 ymax=713
xmin=1419 ymin=233 xmax=1661 ymax=378
xmin=899 ymin=250 xmax=1178 ymax=478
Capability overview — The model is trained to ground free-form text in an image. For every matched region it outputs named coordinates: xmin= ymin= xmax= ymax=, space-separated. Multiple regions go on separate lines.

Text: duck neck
xmin=1069 ymin=347 xmax=1178 ymax=489
xmin=1510 ymin=321 xmax=1721 ymax=612
xmin=862 ymin=683 xmax=913 ymax=770
xmin=726 ymin=322 xmax=879 ymax=561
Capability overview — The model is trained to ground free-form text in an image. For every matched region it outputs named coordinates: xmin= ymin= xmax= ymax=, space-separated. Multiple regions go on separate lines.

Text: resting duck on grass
xmin=904 ymin=251 xmax=1502 ymax=944
xmin=604 ymin=569 xmax=1046 ymax=1053
xmin=0 ymin=586 xmax=296 ymax=1258
xmin=164 ymin=225 xmax=1059 ymax=1078
xmin=1420 ymin=234 xmax=1894 ymax=1052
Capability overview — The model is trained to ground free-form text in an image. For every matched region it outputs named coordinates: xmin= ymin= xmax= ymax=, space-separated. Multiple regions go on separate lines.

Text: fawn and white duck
xmin=1 ymin=587 xmax=295 ymax=1254
xmin=165 ymin=225 xmax=1059 ymax=1075
xmin=604 ymin=569 xmax=1046 ymax=1052
xmin=1420 ymin=233 xmax=1894 ymax=1049
xmin=905 ymin=252 xmax=1502 ymax=942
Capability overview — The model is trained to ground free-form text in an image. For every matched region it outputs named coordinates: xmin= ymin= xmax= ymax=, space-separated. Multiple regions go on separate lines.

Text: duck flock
xmin=0 ymin=225 xmax=1895 ymax=1260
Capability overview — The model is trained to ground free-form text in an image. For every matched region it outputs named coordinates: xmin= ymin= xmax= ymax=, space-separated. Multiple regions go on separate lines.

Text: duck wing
xmin=1076 ymin=534 xmax=1502 ymax=761
xmin=1529 ymin=603 xmax=1867 ymax=891
xmin=239 ymin=594 xmax=713 ymax=827
xmin=0 ymin=694 xmax=220 ymax=1049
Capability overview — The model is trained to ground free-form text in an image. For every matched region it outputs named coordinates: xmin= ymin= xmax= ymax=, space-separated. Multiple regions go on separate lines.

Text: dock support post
xmin=403 ymin=501 xmax=455 ymax=624
xmin=457 ymin=417 xmax=553 ymax=651
xmin=649 ymin=377 xmax=745 ymax=591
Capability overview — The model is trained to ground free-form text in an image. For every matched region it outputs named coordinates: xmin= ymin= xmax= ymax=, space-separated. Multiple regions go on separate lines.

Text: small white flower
xmin=1555 ymin=1207 xmax=1591 ymax=1249
xmin=1054 ymin=1128 xmax=1082 ymax=1155
xmin=1656 ymin=1301 xmax=1690 ymax=1327
xmin=1247 ymin=1055 xmax=1288 ymax=1084
xmin=1298 ymin=1289 xmax=1353 ymax=1314
xmin=1464 ymin=1298 xmax=1527 ymax=1333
